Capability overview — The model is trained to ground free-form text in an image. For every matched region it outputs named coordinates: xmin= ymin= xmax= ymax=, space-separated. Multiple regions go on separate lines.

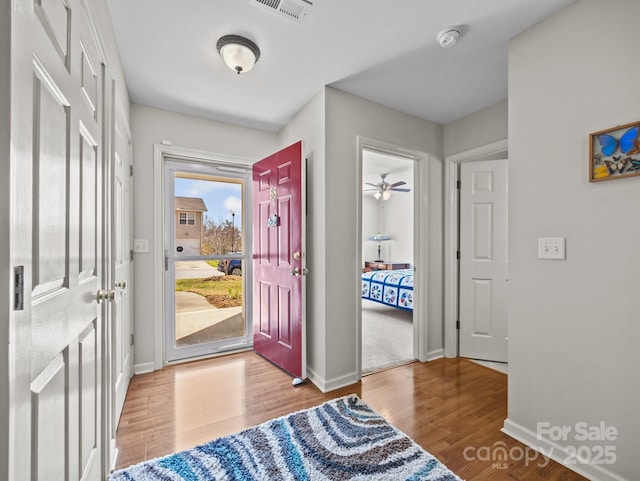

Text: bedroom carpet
xmin=362 ymin=299 xmax=413 ymax=373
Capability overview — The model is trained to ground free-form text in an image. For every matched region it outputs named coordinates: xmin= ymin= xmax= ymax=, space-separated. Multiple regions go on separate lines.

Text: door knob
xmin=97 ymin=289 xmax=116 ymax=303
xmin=115 ymin=280 xmax=127 ymax=289
xmin=290 ymin=267 xmax=308 ymax=277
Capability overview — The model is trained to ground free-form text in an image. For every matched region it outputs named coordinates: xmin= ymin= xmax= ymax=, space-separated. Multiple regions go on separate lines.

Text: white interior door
xmin=459 ymin=159 xmax=508 ymax=362
xmin=10 ymin=0 xmax=108 ymax=479
xmin=106 ymin=91 xmax=133 ymax=468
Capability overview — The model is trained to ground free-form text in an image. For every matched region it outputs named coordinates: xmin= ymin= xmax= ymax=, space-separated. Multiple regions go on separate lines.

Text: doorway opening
xmin=360 ymin=147 xmax=416 ymax=373
xmin=163 ymin=158 xmax=252 ymax=362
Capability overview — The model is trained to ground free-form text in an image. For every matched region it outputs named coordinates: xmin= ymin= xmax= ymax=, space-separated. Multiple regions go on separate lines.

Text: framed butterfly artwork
xmin=589 ymin=120 xmax=640 ymax=182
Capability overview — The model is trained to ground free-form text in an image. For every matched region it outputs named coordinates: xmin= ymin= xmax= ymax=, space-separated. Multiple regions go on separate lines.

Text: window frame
xmin=179 ymin=211 xmax=196 ymax=225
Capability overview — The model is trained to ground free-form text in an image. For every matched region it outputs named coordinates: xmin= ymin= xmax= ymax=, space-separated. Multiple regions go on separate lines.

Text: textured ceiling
xmin=107 ymin=0 xmax=574 ymax=132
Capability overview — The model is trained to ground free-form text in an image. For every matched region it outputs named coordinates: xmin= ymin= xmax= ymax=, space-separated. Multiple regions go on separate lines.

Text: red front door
xmin=252 ymin=142 xmax=305 ymax=379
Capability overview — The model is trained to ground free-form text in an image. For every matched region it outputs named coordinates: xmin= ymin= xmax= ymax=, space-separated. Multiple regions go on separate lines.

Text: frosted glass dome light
xmin=217 ymin=35 xmax=261 ymax=74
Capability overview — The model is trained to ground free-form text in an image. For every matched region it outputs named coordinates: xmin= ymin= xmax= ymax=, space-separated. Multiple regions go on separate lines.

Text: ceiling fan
xmin=363 ymin=173 xmax=411 ymax=200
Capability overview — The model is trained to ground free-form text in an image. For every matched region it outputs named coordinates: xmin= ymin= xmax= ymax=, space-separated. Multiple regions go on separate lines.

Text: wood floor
xmin=114 ymin=352 xmax=586 ymax=480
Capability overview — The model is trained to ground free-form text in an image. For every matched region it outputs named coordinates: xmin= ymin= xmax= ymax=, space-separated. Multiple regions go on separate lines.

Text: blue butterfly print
xmin=598 ymin=126 xmax=640 ymax=156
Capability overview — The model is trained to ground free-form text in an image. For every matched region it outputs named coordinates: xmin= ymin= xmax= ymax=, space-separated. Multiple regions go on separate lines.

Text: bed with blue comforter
xmin=361 ymin=269 xmax=413 ymax=310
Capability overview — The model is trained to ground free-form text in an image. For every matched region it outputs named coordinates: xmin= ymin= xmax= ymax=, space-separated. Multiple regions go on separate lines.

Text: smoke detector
xmin=437 ymin=26 xmax=465 ymax=48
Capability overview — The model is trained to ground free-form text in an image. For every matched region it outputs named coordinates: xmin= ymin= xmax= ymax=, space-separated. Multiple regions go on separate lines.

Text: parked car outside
xmin=217 ymin=256 xmax=242 ymax=276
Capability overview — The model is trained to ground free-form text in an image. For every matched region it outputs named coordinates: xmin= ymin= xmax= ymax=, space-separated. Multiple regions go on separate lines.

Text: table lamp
xmin=368 ymin=233 xmax=391 ymax=262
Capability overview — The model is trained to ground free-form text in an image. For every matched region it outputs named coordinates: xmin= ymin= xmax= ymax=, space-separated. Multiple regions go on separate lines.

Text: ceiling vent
xmin=252 ymin=0 xmax=313 ymax=22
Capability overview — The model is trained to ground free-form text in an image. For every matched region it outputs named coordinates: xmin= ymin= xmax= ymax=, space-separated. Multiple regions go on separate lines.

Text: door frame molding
xmin=152 ymin=144 xmax=254 ymax=370
xmin=443 ymin=139 xmax=508 ymax=358
xmin=356 ymin=136 xmax=430 ymax=376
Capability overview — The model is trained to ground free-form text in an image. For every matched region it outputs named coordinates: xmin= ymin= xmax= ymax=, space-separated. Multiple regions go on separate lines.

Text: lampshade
xmin=217 ymin=35 xmax=260 ymax=74
xmin=368 ymin=233 xmax=391 ymax=242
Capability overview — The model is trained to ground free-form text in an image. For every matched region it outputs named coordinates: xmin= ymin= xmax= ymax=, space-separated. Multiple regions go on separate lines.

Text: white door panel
xmin=107 ymin=92 xmax=133 ymax=468
xmin=10 ymin=0 xmax=107 ymax=479
xmin=459 ymin=159 xmax=508 ymax=362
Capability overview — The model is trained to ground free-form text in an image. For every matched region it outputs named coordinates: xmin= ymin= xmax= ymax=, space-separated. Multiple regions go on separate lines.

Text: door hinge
xmin=130 ymin=334 xmax=134 ymax=346
xmin=129 ymin=164 xmax=133 ymax=177
xmin=456 ymin=320 xmax=460 ymax=330
xmin=14 ymin=266 xmax=24 ymax=311
xmin=456 ymin=250 xmax=460 ymax=260
xmin=456 ymin=180 xmax=461 ymax=189
xmin=130 ymin=249 xmax=134 ymax=262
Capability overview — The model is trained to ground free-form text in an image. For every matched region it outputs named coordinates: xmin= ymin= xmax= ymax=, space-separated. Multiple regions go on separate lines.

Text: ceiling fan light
xmin=382 ymin=191 xmax=391 ymax=200
xmin=217 ymin=35 xmax=260 ymax=74
xmin=374 ymin=191 xmax=381 ymax=200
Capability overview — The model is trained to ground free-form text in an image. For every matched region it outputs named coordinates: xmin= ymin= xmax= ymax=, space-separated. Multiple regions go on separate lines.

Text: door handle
xmin=164 ymin=250 xmax=169 ymax=271
xmin=290 ymin=267 xmax=308 ymax=277
xmin=115 ymin=280 xmax=127 ymax=290
xmin=97 ymin=289 xmax=116 ymax=303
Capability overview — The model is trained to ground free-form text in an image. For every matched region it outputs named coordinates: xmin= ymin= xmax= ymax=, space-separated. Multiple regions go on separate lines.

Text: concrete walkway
xmin=174 ymin=291 xmax=242 ymax=340
xmin=175 ymin=260 xmax=223 ymax=280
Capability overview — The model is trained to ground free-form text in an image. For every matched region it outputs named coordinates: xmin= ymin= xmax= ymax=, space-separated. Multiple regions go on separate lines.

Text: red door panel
xmin=252 ymin=142 xmax=305 ymax=379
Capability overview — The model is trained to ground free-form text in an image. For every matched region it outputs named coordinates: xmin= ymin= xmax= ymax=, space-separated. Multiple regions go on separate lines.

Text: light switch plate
xmin=538 ymin=237 xmax=566 ymax=260
xmin=133 ymin=239 xmax=149 ymax=253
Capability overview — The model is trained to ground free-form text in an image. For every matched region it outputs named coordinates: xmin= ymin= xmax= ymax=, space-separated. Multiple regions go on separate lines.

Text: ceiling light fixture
xmin=437 ymin=27 xmax=462 ymax=48
xmin=217 ymin=35 xmax=261 ymax=74
xmin=373 ymin=191 xmax=391 ymax=200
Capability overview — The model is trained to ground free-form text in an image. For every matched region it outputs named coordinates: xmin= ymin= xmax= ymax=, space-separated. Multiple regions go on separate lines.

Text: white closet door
xmin=10 ymin=1 xmax=107 ymax=479
xmin=459 ymin=159 xmax=509 ymax=363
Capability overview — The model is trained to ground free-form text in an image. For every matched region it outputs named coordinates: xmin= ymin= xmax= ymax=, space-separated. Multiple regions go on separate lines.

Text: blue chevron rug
xmin=109 ymin=395 xmax=462 ymax=481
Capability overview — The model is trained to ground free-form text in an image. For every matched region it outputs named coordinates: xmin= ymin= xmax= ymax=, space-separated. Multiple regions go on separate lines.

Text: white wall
xmin=363 ymin=192 xmax=414 ymax=265
xmin=381 ymin=168 xmax=413 ymax=264
xmin=278 ymin=89 xmax=327 ymax=382
xmin=361 ymin=196 xmax=379 ymax=261
xmin=321 ymin=87 xmax=443 ymax=387
xmin=362 ymin=153 xmax=414 ymax=265
xmin=505 ymin=2 xmax=639 ymax=480
xmin=443 ymin=98 xmax=507 ymax=157
xmin=130 ymin=104 xmax=278 ymax=370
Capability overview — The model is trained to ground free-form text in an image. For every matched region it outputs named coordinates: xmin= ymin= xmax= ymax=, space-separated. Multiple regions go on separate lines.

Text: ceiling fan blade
xmin=389 ymin=188 xmax=411 ymax=192
xmin=362 ymin=188 xmax=378 ymax=192
xmin=389 ymin=181 xmax=406 ymax=188
xmin=365 ymin=183 xmax=379 ymax=188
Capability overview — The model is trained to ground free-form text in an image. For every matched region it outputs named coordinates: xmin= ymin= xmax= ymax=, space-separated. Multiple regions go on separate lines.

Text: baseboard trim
xmin=502 ymin=418 xmax=629 ymax=481
xmin=307 ymin=366 xmax=359 ymax=393
xmin=133 ymin=362 xmax=155 ymax=375
xmin=109 ymin=444 xmax=119 ymax=473
xmin=426 ymin=348 xmax=444 ymax=361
